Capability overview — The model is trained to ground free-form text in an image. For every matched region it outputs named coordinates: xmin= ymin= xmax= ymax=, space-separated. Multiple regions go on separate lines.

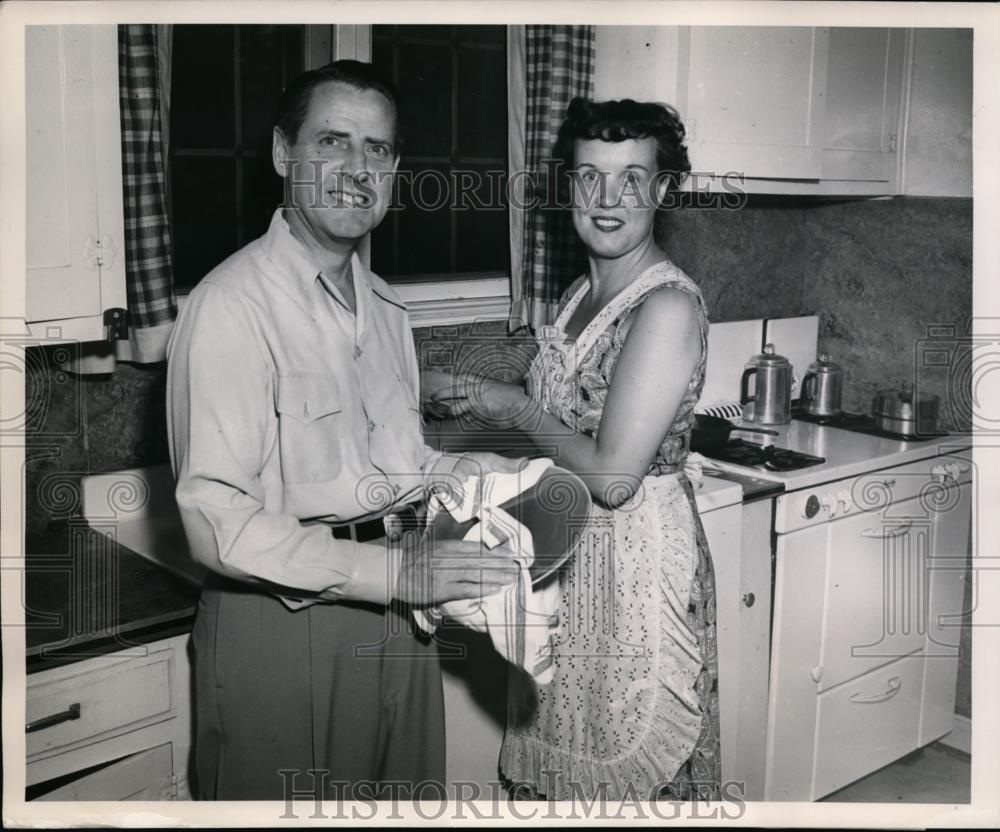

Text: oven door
xmin=765 ymin=482 xmax=970 ymax=800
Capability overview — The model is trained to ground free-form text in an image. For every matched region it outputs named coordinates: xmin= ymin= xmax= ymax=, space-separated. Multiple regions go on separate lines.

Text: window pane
xmin=395 ymin=42 xmax=453 ymax=158
xmin=461 ymin=25 xmax=506 ymax=45
xmin=171 ymin=157 xmax=237 ymax=287
xmin=455 ymin=165 xmax=508 ymax=272
xmin=241 ymin=25 xmax=302 ymax=152
xmin=457 ymin=44 xmax=507 ymax=159
xmin=372 ymin=165 xmax=452 ymax=275
xmin=170 ymin=26 xmax=235 ymax=149
xmin=243 ymin=155 xmax=284 ymax=246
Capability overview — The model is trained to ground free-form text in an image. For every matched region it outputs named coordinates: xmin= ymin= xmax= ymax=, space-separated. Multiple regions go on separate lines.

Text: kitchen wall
xmin=659 ymin=195 xmax=973 ymax=428
xmin=23 ymin=193 xmax=972 ymax=719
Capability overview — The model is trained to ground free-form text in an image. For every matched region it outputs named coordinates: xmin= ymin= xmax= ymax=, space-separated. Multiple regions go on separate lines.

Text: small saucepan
xmin=691 ymin=413 xmax=780 ymax=454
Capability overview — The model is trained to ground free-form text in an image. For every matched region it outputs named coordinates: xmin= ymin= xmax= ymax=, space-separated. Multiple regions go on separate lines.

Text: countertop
xmin=23 ymin=523 xmax=200 ymax=673
xmin=705 ymin=418 xmax=973 ymax=492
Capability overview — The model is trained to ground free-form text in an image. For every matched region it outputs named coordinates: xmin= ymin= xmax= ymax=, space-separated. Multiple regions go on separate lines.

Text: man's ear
xmin=273 ymin=126 xmax=289 ymax=178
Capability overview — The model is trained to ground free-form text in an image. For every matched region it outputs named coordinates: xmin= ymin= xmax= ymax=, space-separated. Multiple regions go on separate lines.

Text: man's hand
xmin=394 ymin=532 xmax=518 ymax=606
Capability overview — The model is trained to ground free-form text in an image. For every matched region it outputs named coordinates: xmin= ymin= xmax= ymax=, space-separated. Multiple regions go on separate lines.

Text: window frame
xmin=173 ymin=24 xmax=513 ymax=329
xmin=323 ymin=24 xmax=513 ymax=327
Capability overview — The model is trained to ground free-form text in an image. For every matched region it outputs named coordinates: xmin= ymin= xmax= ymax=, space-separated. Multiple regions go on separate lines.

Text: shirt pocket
xmin=274 ymin=374 xmax=345 ymax=484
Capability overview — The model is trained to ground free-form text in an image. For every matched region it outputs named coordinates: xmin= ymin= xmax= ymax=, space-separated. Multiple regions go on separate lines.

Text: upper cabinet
xmin=593 ymin=26 xmax=971 ymax=198
xmin=680 ymin=27 xmax=830 ymax=181
xmin=25 ymin=25 xmax=126 ymax=343
xmin=901 ymin=28 xmax=973 ymax=197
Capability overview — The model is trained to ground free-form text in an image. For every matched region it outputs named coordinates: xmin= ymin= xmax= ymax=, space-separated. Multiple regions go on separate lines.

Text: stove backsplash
xmin=659 ymin=196 xmax=972 ymax=433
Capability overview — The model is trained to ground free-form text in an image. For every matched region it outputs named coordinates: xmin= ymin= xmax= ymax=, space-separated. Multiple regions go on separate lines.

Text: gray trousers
xmin=191 ymin=574 xmax=446 ymax=800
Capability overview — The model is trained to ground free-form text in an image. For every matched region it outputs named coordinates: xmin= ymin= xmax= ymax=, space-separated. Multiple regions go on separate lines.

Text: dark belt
xmin=330 ymin=502 xmax=423 ymax=543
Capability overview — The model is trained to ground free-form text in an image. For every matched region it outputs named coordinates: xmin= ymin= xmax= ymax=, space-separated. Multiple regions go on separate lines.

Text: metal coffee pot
xmin=801 ymin=352 xmax=844 ymax=417
xmin=740 ymin=343 xmax=793 ymax=425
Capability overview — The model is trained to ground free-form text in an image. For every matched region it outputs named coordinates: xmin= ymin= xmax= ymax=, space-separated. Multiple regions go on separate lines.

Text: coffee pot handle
xmin=740 ymin=367 xmax=757 ymax=405
xmin=801 ymin=370 xmax=816 ymax=401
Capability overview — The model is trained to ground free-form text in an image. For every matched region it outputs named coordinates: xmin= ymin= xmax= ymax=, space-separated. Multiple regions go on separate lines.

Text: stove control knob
xmin=820 ymin=494 xmax=838 ymax=518
xmin=944 ymin=462 xmax=961 ymax=481
xmin=803 ymin=495 xmax=820 ymax=518
xmin=836 ymin=488 xmax=853 ymax=514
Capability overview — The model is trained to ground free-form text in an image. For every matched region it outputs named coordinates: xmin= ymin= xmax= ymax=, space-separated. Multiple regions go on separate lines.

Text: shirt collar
xmin=260 ymin=208 xmax=381 ymax=320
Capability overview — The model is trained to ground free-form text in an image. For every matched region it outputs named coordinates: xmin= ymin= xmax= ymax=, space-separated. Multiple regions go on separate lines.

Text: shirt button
xmin=368 ymin=419 xmax=376 ymax=432
xmin=355 ymin=346 xmax=363 ymax=359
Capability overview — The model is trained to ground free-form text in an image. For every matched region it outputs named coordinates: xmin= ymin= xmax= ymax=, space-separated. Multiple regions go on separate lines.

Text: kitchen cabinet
xmin=822 ymin=27 xmax=907 ymax=184
xmin=594 ymin=26 xmax=973 ymax=197
xmin=27 ymin=634 xmax=192 ymax=800
xmin=24 ymin=25 xmax=126 ymax=344
xmin=899 ymin=28 xmax=973 ymax=197
xmin=33 ymin=744 xmax=175 ymax=802
xmin=764 ymin=456 xmax=970 ymax=800
xmin=679 ymin=27 xmax=830 ymax=181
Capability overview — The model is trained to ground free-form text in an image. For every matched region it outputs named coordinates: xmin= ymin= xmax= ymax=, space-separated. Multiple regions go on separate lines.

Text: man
xmin=166 ymin=61 xmax=517 ymax=800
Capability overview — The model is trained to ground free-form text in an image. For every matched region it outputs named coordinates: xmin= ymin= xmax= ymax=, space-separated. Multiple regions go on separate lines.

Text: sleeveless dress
xmin=499 ymin=260 xmax=721 ymax=801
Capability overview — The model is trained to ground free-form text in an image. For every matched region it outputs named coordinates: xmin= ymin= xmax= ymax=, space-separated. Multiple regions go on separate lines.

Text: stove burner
xmin=703 ymin=438 xmax=826 ymax=471
xmin=793 ymin=410 xmax=947 ymax=442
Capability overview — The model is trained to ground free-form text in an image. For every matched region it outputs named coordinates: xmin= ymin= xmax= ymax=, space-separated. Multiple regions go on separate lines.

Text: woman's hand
xmin=430 ymin=373 xmax=537 ymax=429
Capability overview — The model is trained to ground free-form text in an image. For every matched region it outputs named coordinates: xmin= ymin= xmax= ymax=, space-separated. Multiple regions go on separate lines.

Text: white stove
xmin=702 ymin=418 xmax=967 ymax=492
xmin=702 ymin=417 xmax=972 ymax=801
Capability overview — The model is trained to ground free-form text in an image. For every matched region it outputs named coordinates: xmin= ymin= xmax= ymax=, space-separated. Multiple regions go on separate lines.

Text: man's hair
xmin=274 ymin=60 xmax=402 ymax=153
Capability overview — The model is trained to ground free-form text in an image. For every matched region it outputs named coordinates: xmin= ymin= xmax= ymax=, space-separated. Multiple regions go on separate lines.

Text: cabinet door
xmin=822 ymin=28 xmax=906 ymax=182
xmin=34 ymin=743 xmax=175 ymax=801
xmin=901 ymin=28 xmax=973 ymax=197
xmin=679 ymin=27 xmax=829 ymax=180
xmin=25 ymin=25 xmax=125 ymax=342
xmin=919 ymin=480 xmax=971 ymax=745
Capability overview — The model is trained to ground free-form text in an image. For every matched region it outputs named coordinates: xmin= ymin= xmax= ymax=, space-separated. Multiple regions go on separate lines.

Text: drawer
xmin=27 ymin=646 xmax=176 ymax=760
xmin=812 ymin=657 xmax=923 ymax=799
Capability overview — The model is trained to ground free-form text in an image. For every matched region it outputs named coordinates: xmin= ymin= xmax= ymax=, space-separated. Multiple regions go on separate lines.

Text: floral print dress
xmin=499 ymin=260 xmax=720 ymax=801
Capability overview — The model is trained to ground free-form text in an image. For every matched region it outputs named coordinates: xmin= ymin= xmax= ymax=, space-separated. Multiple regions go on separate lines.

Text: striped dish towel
xmin=412 ymin=458 xmax=562 ymax=684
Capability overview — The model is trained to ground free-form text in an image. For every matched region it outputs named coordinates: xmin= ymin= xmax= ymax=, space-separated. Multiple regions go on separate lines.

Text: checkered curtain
xmin=508 ymin=26 xmax=595 ymax=332
xmin=118 ymin=24 xmax=176 ymax=360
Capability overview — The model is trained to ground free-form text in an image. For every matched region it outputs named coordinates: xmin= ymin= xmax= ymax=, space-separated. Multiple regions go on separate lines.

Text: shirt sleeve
xmin=166 ymin=281 xmax=399 ymax=605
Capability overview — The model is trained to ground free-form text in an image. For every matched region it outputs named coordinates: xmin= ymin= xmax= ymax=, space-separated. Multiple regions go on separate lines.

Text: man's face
xmin=273 ymin=80 xmax=399 ymax=246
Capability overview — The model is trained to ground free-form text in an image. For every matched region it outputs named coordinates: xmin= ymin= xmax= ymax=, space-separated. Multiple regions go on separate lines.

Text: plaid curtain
xmin=508 ymin=26 xmax=595 ymax=332
xmin=118 ymin=24 xmax=176 ymax=359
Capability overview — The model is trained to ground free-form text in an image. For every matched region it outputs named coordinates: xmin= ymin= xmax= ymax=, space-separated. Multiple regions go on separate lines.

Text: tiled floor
xmin=821 ymin=742 xmax=970 ymax=803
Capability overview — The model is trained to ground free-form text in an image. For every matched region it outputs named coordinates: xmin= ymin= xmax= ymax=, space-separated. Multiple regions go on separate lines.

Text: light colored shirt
xmin=166 ymin=208 xmax=451 ymax=605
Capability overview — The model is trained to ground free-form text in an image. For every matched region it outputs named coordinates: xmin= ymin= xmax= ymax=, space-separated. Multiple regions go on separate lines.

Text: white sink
xmin=81 ymin=464 xmax=206 ymax=587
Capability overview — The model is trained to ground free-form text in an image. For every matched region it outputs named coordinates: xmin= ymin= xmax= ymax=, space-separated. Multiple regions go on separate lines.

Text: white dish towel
xmin=412 ymin=457 xmax=562 ymax=685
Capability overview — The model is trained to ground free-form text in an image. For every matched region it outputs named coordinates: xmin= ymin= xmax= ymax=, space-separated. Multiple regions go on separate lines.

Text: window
xmin=169 ymin=25 xmax=305 ymax=290
xmin=370 ymin=25 xmax=510 ymax=282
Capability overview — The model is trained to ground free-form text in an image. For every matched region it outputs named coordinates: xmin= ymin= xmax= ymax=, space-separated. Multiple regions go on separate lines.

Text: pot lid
xmin=749 ymin=343 xmax=791 ymax=367
xmin=808 ymin=352 xmax=843 ymax=374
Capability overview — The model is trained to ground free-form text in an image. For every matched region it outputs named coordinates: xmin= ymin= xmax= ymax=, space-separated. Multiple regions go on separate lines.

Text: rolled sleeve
xmin=166 ymin=282 xmax=395 ymax=604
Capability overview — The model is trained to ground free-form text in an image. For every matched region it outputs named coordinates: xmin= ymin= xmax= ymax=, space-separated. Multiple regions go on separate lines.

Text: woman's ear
xmin=655 ymin=173 xmax=670 ymax=207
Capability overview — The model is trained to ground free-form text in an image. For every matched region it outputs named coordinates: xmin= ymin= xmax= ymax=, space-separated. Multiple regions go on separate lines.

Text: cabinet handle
xmin=849 ymin=676 xmax=901 ymax=705
xmin=742 ymin=592 xmax=756 ymax=607
xmin=26 ymin=702 xmax=81 ymax=733
xmin=861 ymin=521 xmax=913 ymax=539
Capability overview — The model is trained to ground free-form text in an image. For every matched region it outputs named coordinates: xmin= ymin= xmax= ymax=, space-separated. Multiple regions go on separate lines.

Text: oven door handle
xmin=860 ymin=521 xmax=913 ymax=539
xmin=848 ymin=676 xmax=902 ymax=705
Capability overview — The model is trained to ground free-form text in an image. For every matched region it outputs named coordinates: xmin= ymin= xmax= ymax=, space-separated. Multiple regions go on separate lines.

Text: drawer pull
xmin=742 ymin=592 xmax=756 ymax=607
xmin=861 ymin=521 xmax=913 ymax=539
xmin=26 ymin=702 xmax=81 ymax=733
xmin=849 ymin=676 xmax=901 ymax=705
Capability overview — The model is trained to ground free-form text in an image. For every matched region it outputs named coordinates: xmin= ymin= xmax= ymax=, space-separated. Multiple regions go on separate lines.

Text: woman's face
xmin=569 ymin=137 xmax=667 ymax=261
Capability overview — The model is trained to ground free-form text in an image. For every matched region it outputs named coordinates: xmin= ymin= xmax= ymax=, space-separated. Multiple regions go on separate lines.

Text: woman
xmin=432 ymin=97 xmax=717 ymax=801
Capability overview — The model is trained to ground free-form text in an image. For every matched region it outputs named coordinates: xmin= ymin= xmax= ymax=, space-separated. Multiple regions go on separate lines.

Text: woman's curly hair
xmin=553 ymin=97 xmax=691 ymax=202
